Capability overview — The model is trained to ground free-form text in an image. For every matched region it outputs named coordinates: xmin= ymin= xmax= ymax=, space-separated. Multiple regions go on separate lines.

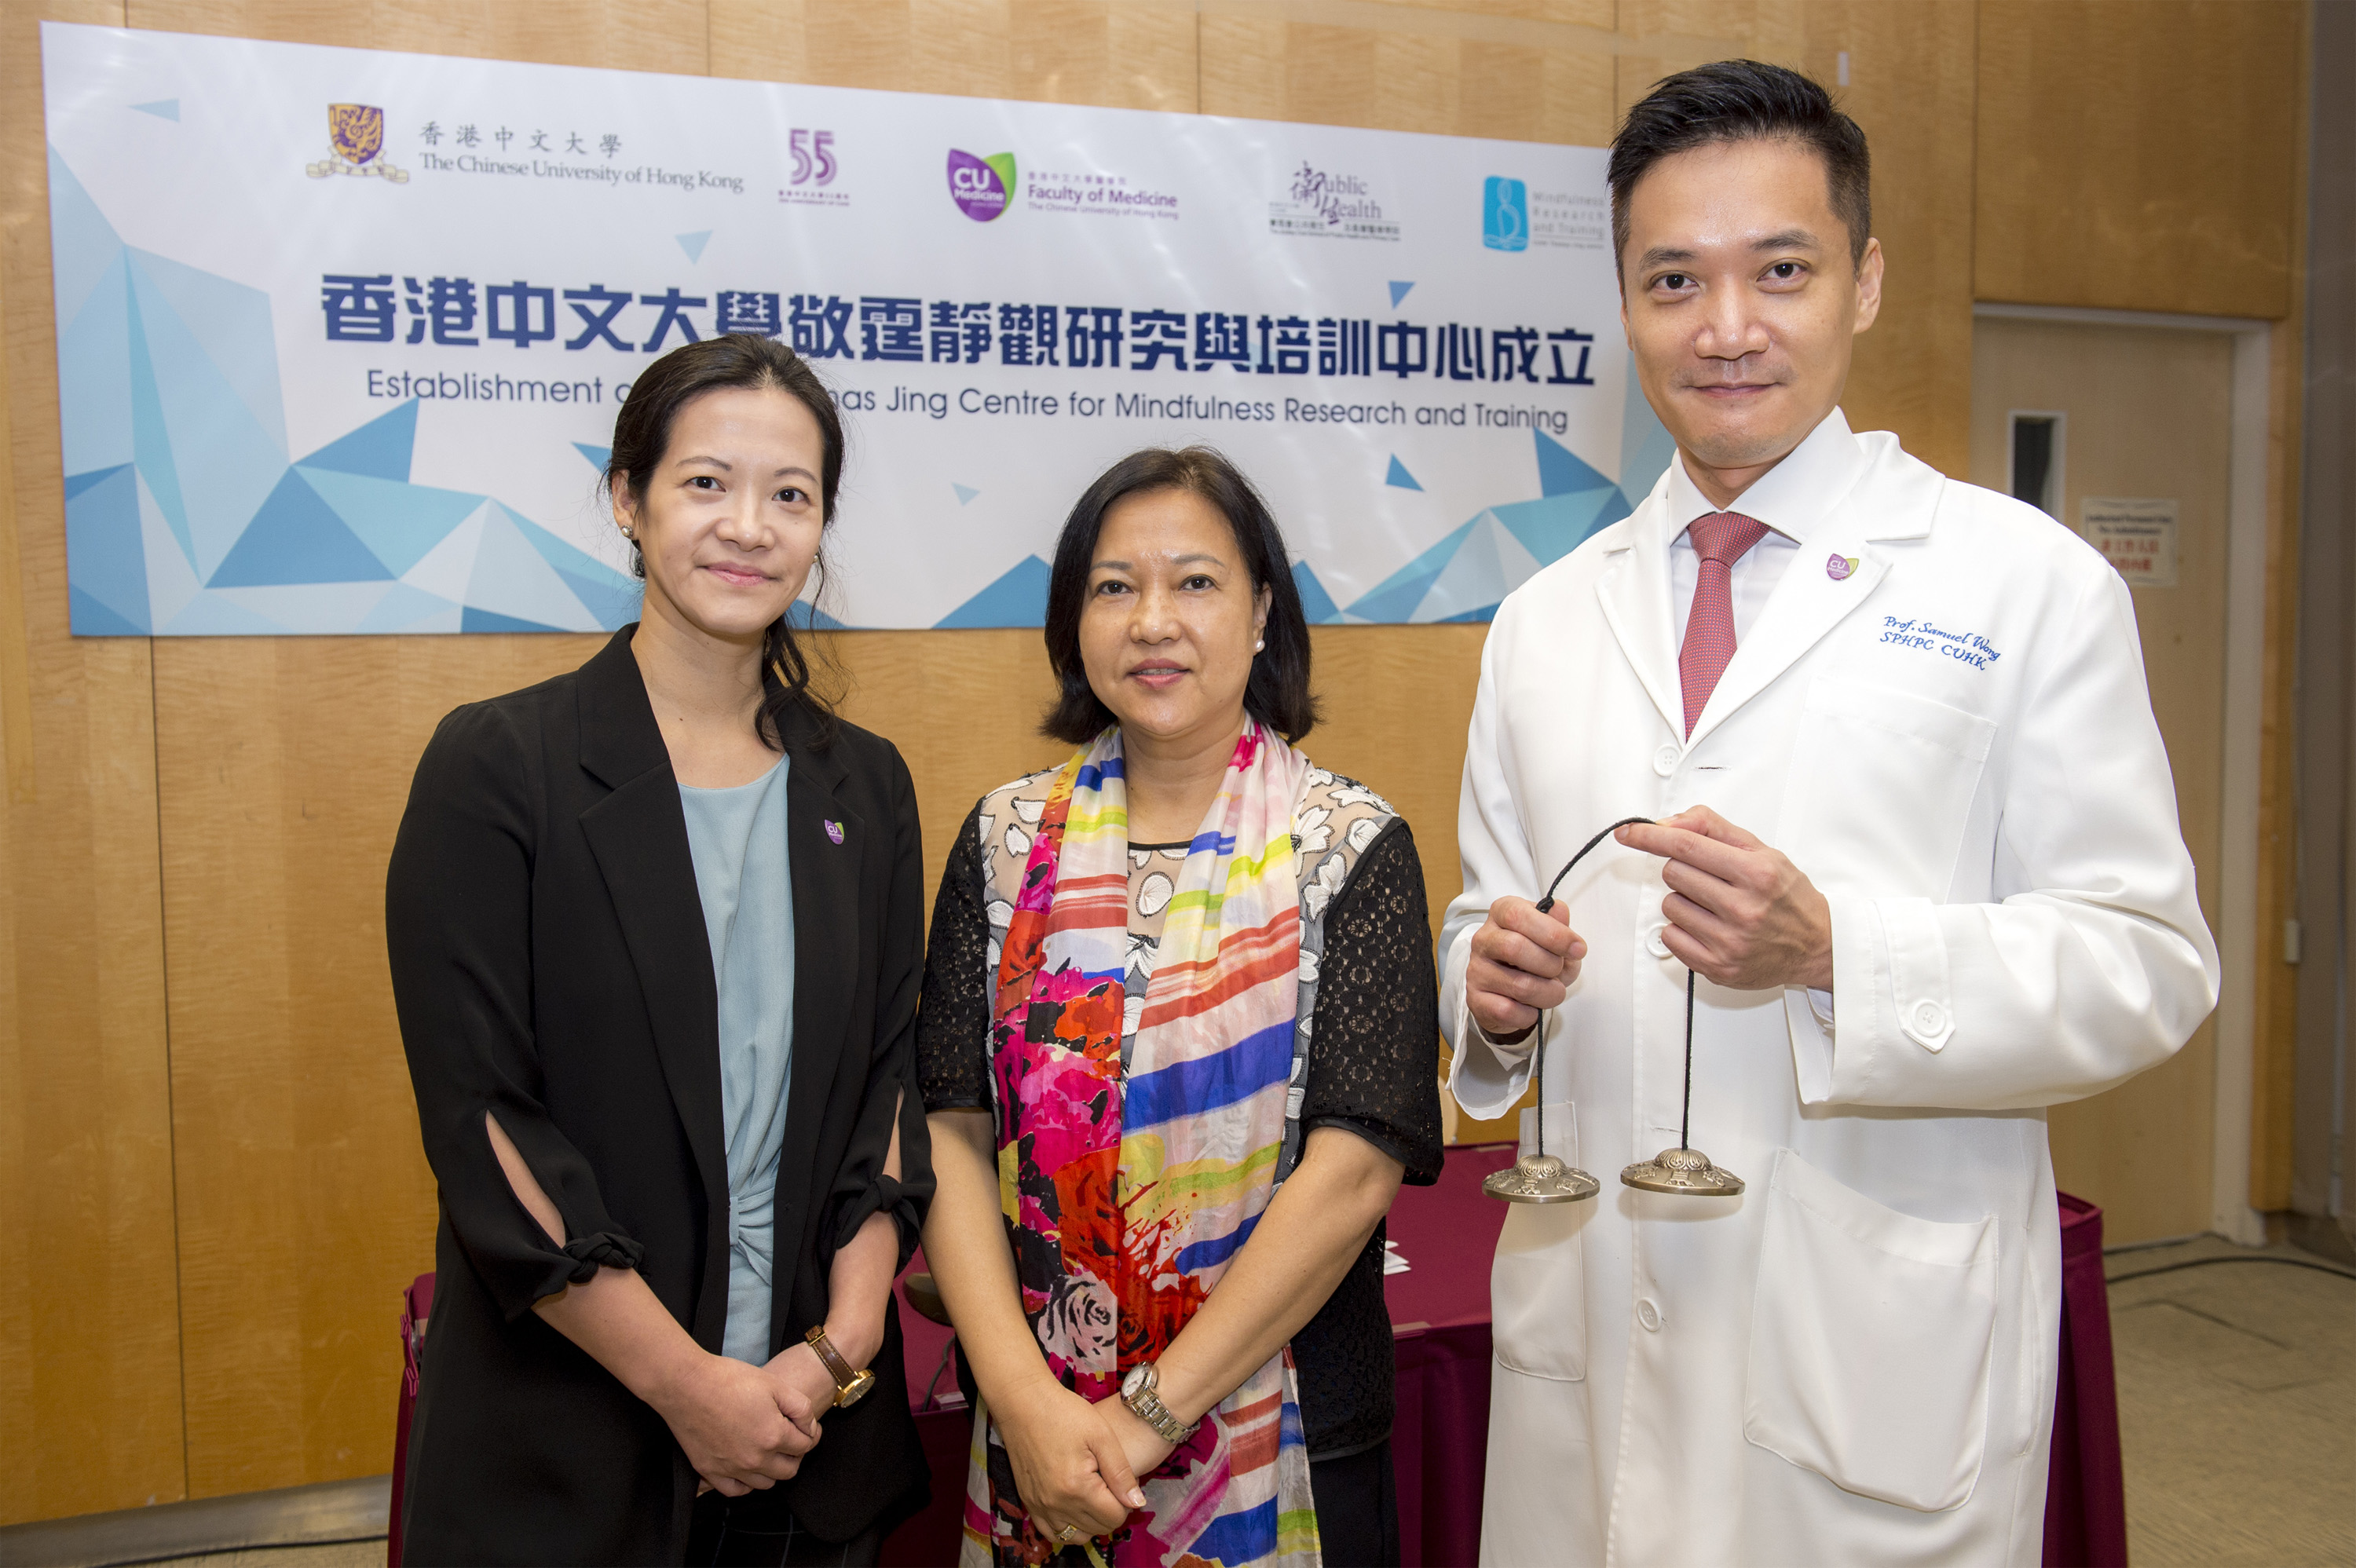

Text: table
xmin=880 ymin=1148 xmax=2124 ymax=1566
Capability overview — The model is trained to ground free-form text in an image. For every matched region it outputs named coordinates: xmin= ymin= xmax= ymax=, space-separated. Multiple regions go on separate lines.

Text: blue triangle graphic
xmin=1345 ymin=516 xmax=1477 ymax=622
xmin=1385 ymin=455 xmax=1423 ymax=492
xmin=953 ymin=483 xmax=981 ymax=506
xmin=71 ymin=585 xmax=148 ymax=635
xmin=1535 ymin=428 xmax=1612 ymax=498
xmin=1492 ymin=488 xmax=1629 ymax=567
xmin=573 ymin=441 xmax=613 ymax=472
xmin=131 ymin=100 xmax=180 ymax=122
xmin=299 ymin=400 xmax=417 ymax=481
xmin=298 ymin=466 xmax=484 ymax=576
xmin=788 ymin=600 xmax=852 ymax=630
xmin=462 ymin=605 xmax=566 ymax=634
xmin=510 ymin=510 xmax=642 ymax=630
xmin=676 ymin=230 xmax=712 ymax=263
xmin=65 ymin=464 xmax=150 ymax=630
xmin=66 ymin=463 xmax=133 ymax=502
xmin=1292 ymin=561 xmax=1341 ymax=624
xmin=937 ymin=554 xmax=1051 ymax=628
xmin=208 ymin=468 xmax=395 ymax=587
xmin=1388 ymin=281 xmax=1414 ymax=308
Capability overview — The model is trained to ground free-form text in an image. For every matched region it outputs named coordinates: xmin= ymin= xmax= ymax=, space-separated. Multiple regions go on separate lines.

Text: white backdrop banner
xmin=42 ymin=22 xmax=1670 ymax=635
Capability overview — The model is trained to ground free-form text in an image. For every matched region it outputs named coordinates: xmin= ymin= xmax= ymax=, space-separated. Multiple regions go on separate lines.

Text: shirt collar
xmin=1662 ymin=406 xmax=1864 ymax=547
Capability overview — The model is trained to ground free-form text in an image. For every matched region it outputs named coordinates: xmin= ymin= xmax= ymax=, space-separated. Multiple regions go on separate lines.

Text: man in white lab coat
xmin=1443 ymin=61 xmax=2219 ymax=1565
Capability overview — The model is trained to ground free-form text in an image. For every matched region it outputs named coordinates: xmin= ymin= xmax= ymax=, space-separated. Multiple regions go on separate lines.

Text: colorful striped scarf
xmin=961 ymin=723 xmax=1321 ymax=1568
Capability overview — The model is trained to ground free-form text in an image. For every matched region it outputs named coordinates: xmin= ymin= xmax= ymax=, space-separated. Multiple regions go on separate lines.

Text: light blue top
xmin=677 ymin=757 xmax=796 ymax=1365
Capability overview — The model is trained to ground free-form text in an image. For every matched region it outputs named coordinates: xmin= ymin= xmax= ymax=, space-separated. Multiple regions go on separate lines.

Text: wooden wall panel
xmin=1974 ymin=0 xmax=2303 ymax=320
xmin=711 ymin=0 xmax=1199 ymax=108
xmin=0 ymin=0 xmax=192 ymax=1528
xmin=153 ymin=636 xmax=600 ymax=1494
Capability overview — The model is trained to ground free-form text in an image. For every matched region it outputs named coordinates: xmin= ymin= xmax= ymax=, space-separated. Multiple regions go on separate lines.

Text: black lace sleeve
xmin=916 ymin=804 xmax=992 ymax=1113
xmin=1301 ymin=821 xmax=1444 ymax=1186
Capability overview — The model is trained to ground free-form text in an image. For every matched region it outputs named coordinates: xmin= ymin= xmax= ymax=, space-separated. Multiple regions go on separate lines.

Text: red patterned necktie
xmin=1678 ymin=510 xmax=1771 ymax=737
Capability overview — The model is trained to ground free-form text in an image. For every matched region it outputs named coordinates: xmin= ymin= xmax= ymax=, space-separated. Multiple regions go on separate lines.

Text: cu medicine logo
xmin=947 ymin=149 xmax=1017 ymax=222
xmin=306 ymin=104 xmax=409 ymax=184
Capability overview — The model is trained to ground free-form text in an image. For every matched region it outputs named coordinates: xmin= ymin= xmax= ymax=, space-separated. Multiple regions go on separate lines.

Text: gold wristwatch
xmin=804 ymin=1325 xmax=876 ymax=1409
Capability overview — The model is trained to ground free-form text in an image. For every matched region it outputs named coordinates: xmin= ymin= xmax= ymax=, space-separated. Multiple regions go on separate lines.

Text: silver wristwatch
xmin=1119 ymin=1361 xmax=1196 ymax=1445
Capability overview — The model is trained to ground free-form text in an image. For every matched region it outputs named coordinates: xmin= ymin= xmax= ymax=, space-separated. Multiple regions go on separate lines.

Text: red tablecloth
xmin=2043 ymin=1193 xmax=2128 ymax=1567
xmin=880 ymin=1150 xmax=2124 ymax=1566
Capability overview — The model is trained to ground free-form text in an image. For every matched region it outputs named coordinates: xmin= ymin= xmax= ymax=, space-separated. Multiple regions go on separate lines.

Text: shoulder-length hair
xmin=1041 ymin=446 xmax=1320 ymax=745
xmin=604 ymin=333 xmax=842 ymax=750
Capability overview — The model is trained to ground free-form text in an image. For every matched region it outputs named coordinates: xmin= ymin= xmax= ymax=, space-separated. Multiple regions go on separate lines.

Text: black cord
xmin=1529 ymin=816 xmax=1694 ymax=1155
xmin=2107 ymin=1254 xmax=2356 ymax=1285
xmin=1535 ymin=817 xmax=1655 ymax=912
xmin=1681 ymin=970 xmax=1696 ymax=1153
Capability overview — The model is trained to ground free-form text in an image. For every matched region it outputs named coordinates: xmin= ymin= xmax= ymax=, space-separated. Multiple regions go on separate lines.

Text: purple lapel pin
xmin=1826 ymin=553 xmax=1858 ymax=581
xmin=825 ymin=820 xmax=845 ymax=845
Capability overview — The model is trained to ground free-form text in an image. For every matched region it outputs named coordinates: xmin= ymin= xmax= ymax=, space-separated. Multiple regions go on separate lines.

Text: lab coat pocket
xmin=1743 ymin=1150 xmax=1996 ymax=1511
xmin=1490 ymin=1101 xmax=1588 ymax=1382
xmin=1783 ymin=676 xmax=1997 ymax=900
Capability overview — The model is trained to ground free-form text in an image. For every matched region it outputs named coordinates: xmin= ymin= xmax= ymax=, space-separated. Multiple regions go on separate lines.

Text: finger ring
xmin=1060 ymin=1524 xmax=1079 ymax=1541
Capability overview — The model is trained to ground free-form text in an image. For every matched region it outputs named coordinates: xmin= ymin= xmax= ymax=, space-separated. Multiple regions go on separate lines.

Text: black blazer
xmin=386 ymin=627 xmax=934 ymax=1566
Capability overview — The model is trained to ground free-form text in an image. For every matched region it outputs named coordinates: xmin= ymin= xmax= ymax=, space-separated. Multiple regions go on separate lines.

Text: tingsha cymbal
xmin=1483 ymin=1152 xmax=1601 ymax=1204
xmin=1619 ymin=1144 xmax=1744 ymax=1196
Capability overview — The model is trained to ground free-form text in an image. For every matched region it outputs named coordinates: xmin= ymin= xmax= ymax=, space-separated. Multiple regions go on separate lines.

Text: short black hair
xmin=1608 ymin=59 xmax=1871 ymax=271
xmin=1041 ymin=446 xmax=1319 ymax=746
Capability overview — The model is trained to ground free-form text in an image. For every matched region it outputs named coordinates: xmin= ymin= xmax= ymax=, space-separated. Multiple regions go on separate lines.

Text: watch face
xmin=1121 ymin=1364 xmax=1151 ymax=1400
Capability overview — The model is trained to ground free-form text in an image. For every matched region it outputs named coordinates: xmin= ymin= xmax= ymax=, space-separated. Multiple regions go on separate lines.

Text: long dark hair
xmin=605 ymin=333 xmax=842 ymax=750
xmin=1041 ymin=446 xmax=1320 ymax=744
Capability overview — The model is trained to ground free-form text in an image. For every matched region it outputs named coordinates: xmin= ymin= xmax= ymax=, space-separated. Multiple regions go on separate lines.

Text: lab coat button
xmin=1637 ymin=1299 xmax=1663 ymax=1332
xmin=1912 ymin=1001 xmax=1947 ymax=1034
xmin=1646 ymin=927 xmax=1671 ymax=959
xmin=1652 ymin=744 xmax=1680 ymax=777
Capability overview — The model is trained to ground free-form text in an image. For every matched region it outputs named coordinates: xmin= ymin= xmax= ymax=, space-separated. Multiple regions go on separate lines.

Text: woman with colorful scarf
xmin=916 ymin=448 xmax=1443 ymax=1568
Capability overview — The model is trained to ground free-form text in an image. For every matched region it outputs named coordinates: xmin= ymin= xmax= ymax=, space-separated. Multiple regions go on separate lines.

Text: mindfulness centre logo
xmin=946 ymin=148 xmax=1016 ymax=221
xmin=1483 ymin=176 xmax=1529 ymax=251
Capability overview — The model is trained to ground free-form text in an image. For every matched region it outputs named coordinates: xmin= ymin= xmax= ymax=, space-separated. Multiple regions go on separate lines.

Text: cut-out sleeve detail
xmin=560 ymin=1232 xmax=648 ymax=1284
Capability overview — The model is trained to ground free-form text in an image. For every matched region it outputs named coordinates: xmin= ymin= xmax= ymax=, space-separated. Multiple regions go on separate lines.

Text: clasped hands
xmin=1466 ymin=806 xmax=1834 ymax=1038
xmin=664 ymin=1336 xmax=857 ymax=1497
xmin=993 ymin=1372 xmax=1172 ymax=1544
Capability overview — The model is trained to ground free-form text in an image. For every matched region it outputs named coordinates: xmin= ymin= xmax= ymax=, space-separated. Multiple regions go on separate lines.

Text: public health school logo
xmin=306 ymin=104 xmax=410 ymax=184
xmin=1483 ymin=176 xmax=1529 ymax=252
xmin=946 ymin=148 xmax=1015 ymax=221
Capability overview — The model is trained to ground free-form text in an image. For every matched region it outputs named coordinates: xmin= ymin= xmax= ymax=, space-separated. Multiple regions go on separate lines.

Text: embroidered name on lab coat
xmin=1879 ymin=616 xmax=2003 ymax=671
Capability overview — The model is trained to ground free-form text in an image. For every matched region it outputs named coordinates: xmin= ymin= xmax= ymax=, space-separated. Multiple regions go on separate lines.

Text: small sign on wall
xmin=2080 ymin=497 xmax=2179 ymax=588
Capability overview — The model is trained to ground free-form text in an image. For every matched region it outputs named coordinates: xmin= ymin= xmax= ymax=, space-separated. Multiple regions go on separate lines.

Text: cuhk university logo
xmin=946 ymin=149 xmax=1016 ymax=221
xmin=307 ymin=104 xmax=408 ymax=183
xmin=1483 ymin=176 xmax=1528 ymax=251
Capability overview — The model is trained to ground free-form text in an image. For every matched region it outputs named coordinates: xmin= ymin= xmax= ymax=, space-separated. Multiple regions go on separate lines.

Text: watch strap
xmin=1122 ymin=1365 xmax=1196 ymax=1445
xmin=804 ymin=1325 xmax=870 ymax=1407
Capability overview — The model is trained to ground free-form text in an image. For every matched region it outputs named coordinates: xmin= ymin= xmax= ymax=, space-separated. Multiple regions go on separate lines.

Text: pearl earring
xmin=1254 ymin=638 xmax=1265 ymax=652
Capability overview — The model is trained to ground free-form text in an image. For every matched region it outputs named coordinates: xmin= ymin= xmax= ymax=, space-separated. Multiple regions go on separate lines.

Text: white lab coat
xmin=1440 ymin=410 xmax=2219 ymax=1566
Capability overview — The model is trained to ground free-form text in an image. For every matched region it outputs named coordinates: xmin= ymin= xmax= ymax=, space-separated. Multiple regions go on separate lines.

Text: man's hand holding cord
xmin=1618 ymin=806 xmax=1833 ymax=992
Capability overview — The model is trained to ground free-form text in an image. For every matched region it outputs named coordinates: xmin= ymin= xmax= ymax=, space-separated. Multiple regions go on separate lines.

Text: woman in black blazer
xmin=386 ymin=334 xmax=932 ymax=1566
